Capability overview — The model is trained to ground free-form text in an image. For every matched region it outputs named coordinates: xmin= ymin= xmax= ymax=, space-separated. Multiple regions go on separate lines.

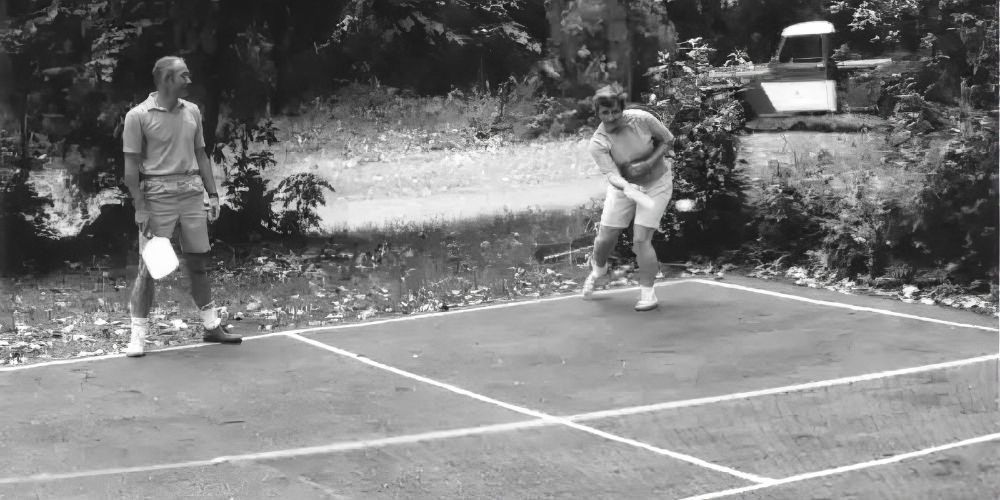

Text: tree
xmin=542 ymin=0 xmax=676 ymax=98
xmin=829 ymin=0 xmax=998 ymax=104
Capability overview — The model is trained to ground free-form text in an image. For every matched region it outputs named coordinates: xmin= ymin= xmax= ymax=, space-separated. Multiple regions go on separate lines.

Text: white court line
xmin=0 ymin=353 xmax=993 ymax=486
xmin=285 ymin=333 xmax=773 ymax=484
xmin=567 ymin=353 xmax=1000 ymax=422
xmin=0 ymin=281 xmax=692 ymax=373
xmin=0 ymin=331 xmax=290 ymax=372
xmin=679 ymin=432 xmax=1000 ymax=500
xmin=0 ymin=419 xmax=550 ymax=485
xmin=691 ymin=279 xmax=999 ymax=332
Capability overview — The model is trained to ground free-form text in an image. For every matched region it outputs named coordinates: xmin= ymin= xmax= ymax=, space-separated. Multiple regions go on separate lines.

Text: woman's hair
xmin=152 ymin=56 xmax=185 ymax=86
xmin=592 ymin=85 xmax=626 ymax=112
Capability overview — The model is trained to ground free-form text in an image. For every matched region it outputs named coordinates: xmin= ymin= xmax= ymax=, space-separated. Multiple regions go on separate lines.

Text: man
xmin=583 ymin=85 xmax=676 ymax=311
xmin=122 ymin=56 xmax=242 ymax=357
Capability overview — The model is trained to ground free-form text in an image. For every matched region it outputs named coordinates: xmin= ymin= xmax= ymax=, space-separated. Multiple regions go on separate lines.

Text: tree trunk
xmin=544 ymin=0 xmax=579 ymax=83
xmin=604 ymin=0 xmax=632 ymax=96
xmin=202 ymin=0 xmax=242 ymax=156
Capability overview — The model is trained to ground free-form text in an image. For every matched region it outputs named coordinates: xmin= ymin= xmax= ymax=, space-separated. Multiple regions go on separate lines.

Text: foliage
xmin=659 ymin=98 xmax=750 ymax=258
xmin=634 ymin=39 xmax=751 ymax=260
xmin=548 ymin=0 xmax=674 ymax=96
xmin=816 ymin=186 xmax=909 ymax=278
xmin=321 ymin=0 xmax=537 ymax=51
xmin=829 ymin=0 xmax=999 ymax=104
xmin=744 ymin=184 xmax=834 ymax=263
xmin=214 ymin=119 xmax=334 ymax=240
xmin=643 ymin=37 xmax=720 ymax=118
xmin=274 ymin=173 xmax=336 ymax=236
xmin=911 ymin=133 xmax=999 ymax=280
xmin=0 ymin=166 xmax=55 ymax=275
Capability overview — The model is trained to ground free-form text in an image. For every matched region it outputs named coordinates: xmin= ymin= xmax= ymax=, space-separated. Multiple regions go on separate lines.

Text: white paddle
xmin=622 ymin=184 xmax=656 ymax=210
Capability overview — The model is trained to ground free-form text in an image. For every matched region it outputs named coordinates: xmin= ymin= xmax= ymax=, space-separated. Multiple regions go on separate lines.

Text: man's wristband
xmin=208 ymin=193 xmax=219 ymax=199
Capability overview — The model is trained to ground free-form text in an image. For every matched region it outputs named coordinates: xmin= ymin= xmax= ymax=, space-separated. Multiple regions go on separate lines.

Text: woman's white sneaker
xmin=581 ymin=265 xmax=609 ymax=298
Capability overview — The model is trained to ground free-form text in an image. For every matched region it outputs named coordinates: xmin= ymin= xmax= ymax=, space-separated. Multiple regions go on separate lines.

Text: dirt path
xmin=30 ymin=131 xmax=893 ymax=234
xmin=316 ymin=177 xmax=607 ymax=230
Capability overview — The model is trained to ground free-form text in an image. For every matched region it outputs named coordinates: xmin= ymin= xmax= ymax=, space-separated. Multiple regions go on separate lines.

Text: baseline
xmin=690 ymin=279 xmax=998 ymax=332
xmin=678 ymin=432 xmax=1000 ymax=500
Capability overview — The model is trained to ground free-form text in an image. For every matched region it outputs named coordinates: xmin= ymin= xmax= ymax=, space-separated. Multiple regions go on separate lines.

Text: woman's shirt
xmin=588 ymin=109 xmax=673 ymax=187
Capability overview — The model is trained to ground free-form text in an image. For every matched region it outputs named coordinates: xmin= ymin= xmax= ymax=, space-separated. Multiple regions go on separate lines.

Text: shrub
xmin=744 ymin=184 xmax=835 ymax=264
xmin=648 ymin=98 xmax=750 ymax=260
xmin=911 ymin=133 xmax=999 ymax=281
xmin=213 ymin=119 xmax=335 ymax=242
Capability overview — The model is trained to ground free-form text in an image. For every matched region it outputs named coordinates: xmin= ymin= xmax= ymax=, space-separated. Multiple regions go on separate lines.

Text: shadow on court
xmin=1 ymin=277 xmax=997 ymax=499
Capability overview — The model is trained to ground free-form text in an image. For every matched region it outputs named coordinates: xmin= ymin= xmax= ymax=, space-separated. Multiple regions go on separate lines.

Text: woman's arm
xmin=589 ymin=138 xmax=631 ymax=190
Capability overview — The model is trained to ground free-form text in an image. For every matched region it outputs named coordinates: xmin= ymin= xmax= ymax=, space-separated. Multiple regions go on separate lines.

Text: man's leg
xmin=127 ymin=239 xmax=156 ymax=357
xmin=184 ymin=251 xmax=215 ymax=315
xmin=179 ymin=206 xmax=241 ymax=344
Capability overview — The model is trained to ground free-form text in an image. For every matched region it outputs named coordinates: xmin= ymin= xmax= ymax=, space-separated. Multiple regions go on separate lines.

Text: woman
xmin=583 ymin=85 xmax=676 ymax=311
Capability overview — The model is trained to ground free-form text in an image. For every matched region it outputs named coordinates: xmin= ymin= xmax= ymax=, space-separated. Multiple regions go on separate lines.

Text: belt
xmin=142 ymin=172 xmax=199 ymax=182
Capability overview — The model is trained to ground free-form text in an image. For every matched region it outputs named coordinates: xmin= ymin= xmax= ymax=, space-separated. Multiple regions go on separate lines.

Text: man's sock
xmin=200 ymin=302 xmax=221 ymax=330
xmin=640 ymin=286 xmax=656 ymax=301
xmin=130 ymin=317 xmax=149 ymax=336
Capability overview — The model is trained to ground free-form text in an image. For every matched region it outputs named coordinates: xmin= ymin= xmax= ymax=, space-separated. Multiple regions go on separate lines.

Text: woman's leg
xmin=632 ymin=224 xmax=658 ymax=287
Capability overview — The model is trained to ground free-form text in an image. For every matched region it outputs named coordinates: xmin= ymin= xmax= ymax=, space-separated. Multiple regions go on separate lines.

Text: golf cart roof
xmin=781 ymin=21 xmax=835 ymax=37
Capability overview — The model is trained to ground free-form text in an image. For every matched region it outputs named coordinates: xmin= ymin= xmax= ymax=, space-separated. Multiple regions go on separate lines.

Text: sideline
xmin=691 ymin=279 xmax=999 ymax=332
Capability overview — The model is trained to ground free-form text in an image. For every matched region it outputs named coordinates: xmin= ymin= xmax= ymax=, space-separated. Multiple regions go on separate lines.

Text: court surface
xmin=1 ymin=276 xmax=997 ymax=499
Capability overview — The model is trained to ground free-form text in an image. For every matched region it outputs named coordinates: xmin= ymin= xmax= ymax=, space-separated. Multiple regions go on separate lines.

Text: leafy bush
xmin=0 ymin=168 xmax=54 ymax=274
xmin=661 ymin=99 xmax=751 ymax=258
xmin=744 ymin=184 xmax=834 ymax=264
xmin=817 ymin=193 xmax=909 ymax=279
xmin=911 ymin=134 xmax=999 ymax=280
xmin=213 ymin=119 xmax=334 ymax=242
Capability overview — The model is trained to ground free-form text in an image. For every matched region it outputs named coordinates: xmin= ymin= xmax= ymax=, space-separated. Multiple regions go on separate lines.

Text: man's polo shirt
xmin=122 ymin=92 xmax=206 ymax=176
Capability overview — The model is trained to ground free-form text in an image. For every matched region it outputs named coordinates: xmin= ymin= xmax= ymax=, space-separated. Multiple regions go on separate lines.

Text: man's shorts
xmin=139 ymin=175 xmax=210 ymax=254
xmin=600 ymin=172 xmax=674 ymax=229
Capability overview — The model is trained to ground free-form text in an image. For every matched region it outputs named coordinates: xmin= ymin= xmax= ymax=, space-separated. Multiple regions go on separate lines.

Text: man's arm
xmin=195 ymin=147 xmax=217 ymax=195
xmin=192 ymin=106 xmax=220 ymax=222
xmin=121 ymin=111 xmax=148 ymax=230
xmin=123 ymin=153 xmax=147 ymax=226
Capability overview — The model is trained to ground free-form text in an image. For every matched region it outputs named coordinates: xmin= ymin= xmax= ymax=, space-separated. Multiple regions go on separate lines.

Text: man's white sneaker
xmin=582 ymin=266 xmax=608 ymax=298
xmin=125 ymin=330 xmax=146 ymax=357
xmin=634 ymin=287 xmax=658 ymax=311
